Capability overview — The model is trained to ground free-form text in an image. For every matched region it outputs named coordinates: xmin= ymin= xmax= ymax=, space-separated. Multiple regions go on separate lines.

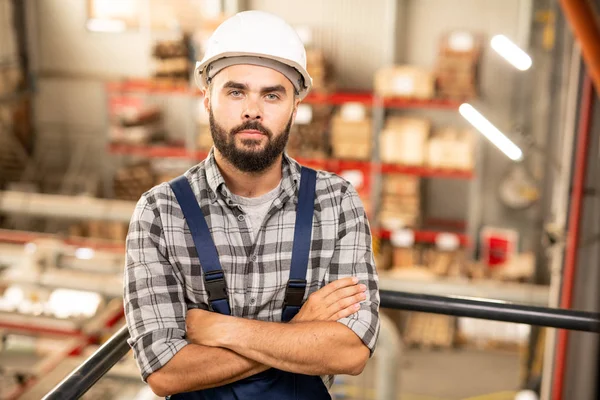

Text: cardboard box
xmin=427 ymin=128 xmax=474 ymax=170
xmin=393 ymin=247 xmax=415 ymax=268
xmin=330 ymin=116 xmax=372 ymax=140
xmin=438 ymin=31 xmax=483 ymax=59
xmin=379 ymin=211 xmax=419 ymax=230
xmin=435 ymin=31 xmax=482 ymax=100
xmin=332 ymin=141 xmax=371 ymax=160
xmin=374 ymin=66 xmax=435 ymax=99
xmin=379 ymin=117 xmax=430 ymax=165
xmin=380 ymin=195 xmax=420 ymax=213
xmin=383 ymin=175 xmax=420 ymax=196
xmin=330 ymin=114 xmax=372 ymax=160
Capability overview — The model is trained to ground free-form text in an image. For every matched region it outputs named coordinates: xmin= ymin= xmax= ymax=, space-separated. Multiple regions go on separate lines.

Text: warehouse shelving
xmin=108 ymin=143 xmax=474 ymax=179
xmin=374 ymin=228 xmax=470 ymax=247
xmin=104 ymin=78 xmax=478 ymax=253
xmin=0 ymin=229 xmax=126 ymax=253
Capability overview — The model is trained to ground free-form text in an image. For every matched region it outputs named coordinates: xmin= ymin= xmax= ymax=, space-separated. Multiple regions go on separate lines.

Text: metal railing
xmin=42 ymin=290 xmax=600 ymax=400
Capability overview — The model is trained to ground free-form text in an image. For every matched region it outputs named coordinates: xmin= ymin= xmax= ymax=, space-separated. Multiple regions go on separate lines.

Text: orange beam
xmin=551 ymin=75 xmax=595 ymax=400
xmin=560 ymin=0 xmax=600 ymax=93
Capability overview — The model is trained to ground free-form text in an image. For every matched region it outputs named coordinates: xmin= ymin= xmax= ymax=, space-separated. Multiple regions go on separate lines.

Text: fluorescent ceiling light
xmin=459 ymin=103 xmax=524 ymax=161
xmin=491 ymin=35 xmax=532 ymax=71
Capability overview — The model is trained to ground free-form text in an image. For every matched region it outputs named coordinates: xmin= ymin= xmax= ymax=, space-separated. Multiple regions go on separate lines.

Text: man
xmin=124 ymin=10 xmax=379 ymax=399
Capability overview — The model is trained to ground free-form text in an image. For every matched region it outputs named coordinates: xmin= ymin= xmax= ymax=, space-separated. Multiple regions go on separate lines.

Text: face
xmin=205 ymin=64 xmax=299 ymax=173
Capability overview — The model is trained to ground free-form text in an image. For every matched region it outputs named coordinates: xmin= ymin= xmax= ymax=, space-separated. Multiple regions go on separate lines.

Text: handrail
xmin=43 ymin=325 xmax=131 ymax=400
xmin=43 ymin=291 xmax=600 ymax=399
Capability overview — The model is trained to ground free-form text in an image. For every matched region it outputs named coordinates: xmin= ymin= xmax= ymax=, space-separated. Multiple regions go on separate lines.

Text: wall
xmin=29 ymin=0 xmax=541 ymax=246
xmin=250 ymin=0 xmax=530 ymax=236
xmin=27 ymin=0 xmax=202 ymax=191
xmin=248 ymin=0 xmax=397 ymax=90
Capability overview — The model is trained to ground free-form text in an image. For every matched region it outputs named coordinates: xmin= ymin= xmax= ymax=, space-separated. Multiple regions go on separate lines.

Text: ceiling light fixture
xmin=459 ymin=103 xmax=524 ymax=161
xmin=491 ymin=34 xmax=532 ymax=71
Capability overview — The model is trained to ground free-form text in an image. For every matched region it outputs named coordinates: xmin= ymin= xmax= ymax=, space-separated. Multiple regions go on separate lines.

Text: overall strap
xmin=169 ymin=176 xmax=231 ymax=315
xmin=282 ymin=167 xmax=317 ymax=322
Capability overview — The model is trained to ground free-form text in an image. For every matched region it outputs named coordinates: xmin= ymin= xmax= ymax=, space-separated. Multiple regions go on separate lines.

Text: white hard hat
xmin=195 ymin=10 xmax=312 ymax=100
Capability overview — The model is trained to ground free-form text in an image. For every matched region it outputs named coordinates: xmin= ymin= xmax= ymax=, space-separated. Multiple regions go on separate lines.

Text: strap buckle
xmin=204 ymin=270 xmax=228 ymax=302
xmin=284 ymin=279 xmax=306 ymax=307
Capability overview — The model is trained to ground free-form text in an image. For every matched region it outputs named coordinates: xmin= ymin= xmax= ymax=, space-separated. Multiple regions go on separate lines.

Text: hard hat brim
xmin=195 ymin=51 xmax=312 ymax=100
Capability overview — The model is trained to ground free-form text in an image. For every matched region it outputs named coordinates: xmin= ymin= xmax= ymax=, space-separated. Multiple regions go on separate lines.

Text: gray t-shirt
xmin=230 ymin=181 xmax=282 ymax=241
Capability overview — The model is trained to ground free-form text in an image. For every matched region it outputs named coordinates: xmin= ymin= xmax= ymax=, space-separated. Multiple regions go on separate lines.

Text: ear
xmin=291 ymin=98 xmax=301 ymax=123
xmin=202 ymin=88 xmax=211 ymax=113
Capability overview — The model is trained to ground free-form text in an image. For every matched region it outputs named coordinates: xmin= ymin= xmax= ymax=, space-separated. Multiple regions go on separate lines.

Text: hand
xmin=186 ymin=308 xmax=230 ymax=347
xmin=291 ymin=277 xmax=367 ymax=323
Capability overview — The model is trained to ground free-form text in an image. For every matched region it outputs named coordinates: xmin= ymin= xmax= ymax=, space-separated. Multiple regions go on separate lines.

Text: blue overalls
xmin=167 ymin=167 xmax=331 ymax=400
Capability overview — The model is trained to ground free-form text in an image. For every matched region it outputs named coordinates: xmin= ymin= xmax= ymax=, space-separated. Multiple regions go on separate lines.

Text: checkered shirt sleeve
xmin=123 ymin=193 xmax=189 ymax=381
xmin=330 ymin=185 xmax=380 ymax=356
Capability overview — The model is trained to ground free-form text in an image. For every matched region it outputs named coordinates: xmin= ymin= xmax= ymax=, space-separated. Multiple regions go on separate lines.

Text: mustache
xmin=231 ymin=121 xmax=272 ymax=137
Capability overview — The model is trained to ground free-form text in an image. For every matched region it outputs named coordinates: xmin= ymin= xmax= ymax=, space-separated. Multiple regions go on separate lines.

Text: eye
xmin=265 ymin=93 xmax=280 ymax=101
xmin=229 ymin=90 xmax=243 ymax=97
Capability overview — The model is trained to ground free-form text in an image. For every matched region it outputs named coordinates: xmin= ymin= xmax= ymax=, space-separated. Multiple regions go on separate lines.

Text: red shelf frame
xmin=382 ymin=97 xmax=462 ymax=110
xmin=0 ymin=229 xmax=126 ymax=253
xmin=106 ymin=79 xmax=200 ymax=95
xmin=303 ymin=91 xmax=374 ymax=106
xmin=108 ymin=144 xmax=474 ymax=179
xmin=380 ymin=163 xmax=473 ymax=179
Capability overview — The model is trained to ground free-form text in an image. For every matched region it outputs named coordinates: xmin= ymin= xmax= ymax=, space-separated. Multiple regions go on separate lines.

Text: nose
xmin=243 ymin=98 xmax=262 ymax=121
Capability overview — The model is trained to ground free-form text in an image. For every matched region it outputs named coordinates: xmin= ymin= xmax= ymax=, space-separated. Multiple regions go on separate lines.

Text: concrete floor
xmin=398 ymin=348 xmax=521 ymax=399
xmin=333 ymin=347 xmax=521 ymax=400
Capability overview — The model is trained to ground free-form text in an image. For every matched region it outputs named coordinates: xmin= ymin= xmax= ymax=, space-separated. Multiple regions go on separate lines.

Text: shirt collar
xmin=204 ymin=147 xmax=302 ymax=203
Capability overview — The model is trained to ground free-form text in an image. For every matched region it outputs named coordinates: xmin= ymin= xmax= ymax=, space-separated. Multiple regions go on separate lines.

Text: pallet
xmin=113 ymin=162 xmax=156 ymax=201
xmin=403 ymin=312 xmax=456 ymax=349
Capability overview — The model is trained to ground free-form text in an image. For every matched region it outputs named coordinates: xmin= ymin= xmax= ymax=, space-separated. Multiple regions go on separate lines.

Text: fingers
xmin=332 ymin=303 xmax=362 ymax=321
xmin=314 ymin=277 xmax=359 ymax=299
xmin=326 ymin=290 xmax=366 ymax=314
xmin=325 ymin=283 xmax=367 ymax=303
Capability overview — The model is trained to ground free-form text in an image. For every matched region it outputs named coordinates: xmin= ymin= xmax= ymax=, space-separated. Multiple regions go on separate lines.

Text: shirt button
xmin=251 ymin=254 xmax=257 ymax=262
xmin=250 ymin=298 xmax=256 ymax=305
xmin=238 ymin=214 xmax=245 ymax=221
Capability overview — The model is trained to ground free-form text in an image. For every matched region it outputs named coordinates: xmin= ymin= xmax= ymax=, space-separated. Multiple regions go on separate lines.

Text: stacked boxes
xmin=435 ymin=31 xmax=482 ymax=99
xmin=113 ymin=162 xmax=156 ymax=201
xmin=109 ymin=106 xmax=165 ymax=145
xmin=379 ymin=117 xmax=430 ymax=165
xmin=330 ymin=104 xmax=372 ymax=160
xmin=305 ymin=48 xmax=333 ymax=93
xmin=427 ymin=128 xmax=474 ymax=170
xmin=374 ymin=66 xmax=435 ymax=99
xmin=379 ymin=174 xmax=421 ymax=230
xmin=288 ymin=105 xmax=332 ymax=159
xmin=152 ymin=38 xmax=190 ymax=81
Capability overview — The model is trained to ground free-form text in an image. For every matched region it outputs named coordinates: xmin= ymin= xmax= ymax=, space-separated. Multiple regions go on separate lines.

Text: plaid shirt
xmin=124 ymin=150 xmax=380 ymax=388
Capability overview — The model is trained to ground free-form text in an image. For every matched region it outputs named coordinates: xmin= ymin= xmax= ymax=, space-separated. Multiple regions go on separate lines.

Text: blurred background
xmin=0 ymin=0 xmax=599 ymax=399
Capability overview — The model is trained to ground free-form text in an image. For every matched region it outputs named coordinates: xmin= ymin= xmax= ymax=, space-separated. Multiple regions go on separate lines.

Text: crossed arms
xmin=146 ymin=278 xmax=370 ymax=396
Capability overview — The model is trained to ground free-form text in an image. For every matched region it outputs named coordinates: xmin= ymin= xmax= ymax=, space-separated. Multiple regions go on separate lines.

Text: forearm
xmin=218 ymin=320 xmax=368 ymax=376
xmin=147 ymin=343 xmax=269 ymax=396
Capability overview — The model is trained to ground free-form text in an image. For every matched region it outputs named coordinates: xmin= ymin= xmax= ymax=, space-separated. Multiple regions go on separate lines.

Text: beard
xmin=209 ymin=109 xmax=293 ymax=173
